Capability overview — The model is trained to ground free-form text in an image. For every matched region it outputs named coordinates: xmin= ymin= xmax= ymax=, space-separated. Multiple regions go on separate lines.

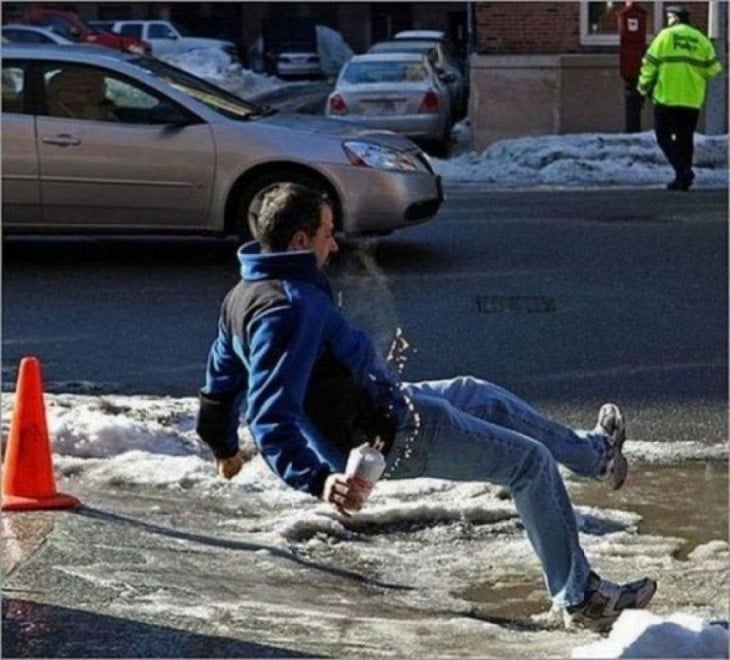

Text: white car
xmin=90 ymin=20 xmax=238 ymax=62
xmin=326 ymin=53 xmax=453 ymax=156
xmin=377 ymin=32 xmax=468 ymax=119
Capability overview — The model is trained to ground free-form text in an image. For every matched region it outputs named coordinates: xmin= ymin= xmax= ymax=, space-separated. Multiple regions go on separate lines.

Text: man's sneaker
xmin=565 ymin=571 xmax=657 ymax=632
xmin=596 ymin=403 xmax=628 ymax=490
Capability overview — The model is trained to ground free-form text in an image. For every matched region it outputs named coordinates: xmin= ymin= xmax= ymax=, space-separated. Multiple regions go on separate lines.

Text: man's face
xmin=302 ymin=204 xmax=339 ymax=270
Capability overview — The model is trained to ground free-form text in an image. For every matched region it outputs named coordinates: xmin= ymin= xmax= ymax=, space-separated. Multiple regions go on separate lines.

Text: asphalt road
xmin=2 ymin=185 xmax=727 ymax=443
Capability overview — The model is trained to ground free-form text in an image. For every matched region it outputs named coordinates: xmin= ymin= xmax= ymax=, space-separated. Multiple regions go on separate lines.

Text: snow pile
xmin=434 ymin=128 xmax=729 ymax=187
xmin=573 ymin=611 xmax=729 ymax=658
xmin=160 ymin=47 xmax=284 ymax=97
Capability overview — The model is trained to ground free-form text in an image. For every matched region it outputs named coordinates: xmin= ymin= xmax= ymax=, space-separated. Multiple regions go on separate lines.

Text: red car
xmin=21 ymin=8 xmax=150 ymax=54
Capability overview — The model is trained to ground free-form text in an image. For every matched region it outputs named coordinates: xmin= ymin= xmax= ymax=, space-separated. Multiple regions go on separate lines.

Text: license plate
xmin=363 ymin=99 xmax=397 ymax=116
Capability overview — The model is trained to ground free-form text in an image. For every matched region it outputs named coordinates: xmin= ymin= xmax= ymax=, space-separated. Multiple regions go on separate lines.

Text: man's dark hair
xmin=666 ymin=5 xmax=690 ymax=23
xmin=255 ymin=183 xmax=329 ymax=252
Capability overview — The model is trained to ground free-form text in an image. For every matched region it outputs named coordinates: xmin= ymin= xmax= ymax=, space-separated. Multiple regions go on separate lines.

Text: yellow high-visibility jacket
xmin=638 ymin=22 xmax=722 ymax=108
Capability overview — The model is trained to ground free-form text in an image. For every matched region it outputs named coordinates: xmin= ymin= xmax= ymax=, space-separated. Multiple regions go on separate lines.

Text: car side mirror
xmin=149 ymin=102 xmax=190 ymax=126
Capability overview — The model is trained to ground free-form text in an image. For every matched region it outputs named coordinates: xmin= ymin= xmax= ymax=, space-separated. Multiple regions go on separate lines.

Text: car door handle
xmin=42 ymin=134 xmax=81 ymax=147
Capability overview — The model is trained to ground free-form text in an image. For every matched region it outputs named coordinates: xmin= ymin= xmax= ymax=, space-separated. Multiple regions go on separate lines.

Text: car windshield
xmin=130 ymin=56 xmax=271 ymax=120
xmin=342 ymin=60 xmax=428 ymax=84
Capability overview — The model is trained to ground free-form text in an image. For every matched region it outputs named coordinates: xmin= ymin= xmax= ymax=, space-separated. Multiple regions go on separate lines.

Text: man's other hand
xmin=215 ymin=452 xmax=245 ymax=480
xmin=323 ymin=473 xmax=373 ymax=516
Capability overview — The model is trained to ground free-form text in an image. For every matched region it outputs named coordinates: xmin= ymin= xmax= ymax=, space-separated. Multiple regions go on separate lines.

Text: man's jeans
xmin=384 ymin=376 xmax=608 ymax=609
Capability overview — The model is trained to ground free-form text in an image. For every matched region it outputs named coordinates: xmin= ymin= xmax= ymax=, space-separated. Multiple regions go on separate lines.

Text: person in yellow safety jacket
xmin=638 ymin=4 xmax=723 ymax=191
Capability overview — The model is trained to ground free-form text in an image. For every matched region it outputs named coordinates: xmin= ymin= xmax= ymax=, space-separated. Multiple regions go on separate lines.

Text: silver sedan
xmin=326 ymin=53 xmax=452 ymax=155
xmin=1 ymin=44 xmax=442 ymax=239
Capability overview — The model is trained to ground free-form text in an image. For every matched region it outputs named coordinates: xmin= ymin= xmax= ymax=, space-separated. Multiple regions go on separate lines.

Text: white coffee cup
xmin=346 ymin=444 xmax=386 ymax=485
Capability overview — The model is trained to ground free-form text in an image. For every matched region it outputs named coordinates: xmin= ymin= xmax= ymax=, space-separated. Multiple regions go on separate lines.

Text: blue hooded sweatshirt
xmin=198 ymin=242 xmax=404 ymax=497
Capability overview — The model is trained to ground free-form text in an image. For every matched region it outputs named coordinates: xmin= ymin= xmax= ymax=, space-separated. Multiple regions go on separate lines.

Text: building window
xmin=580 ymin=1 xmax=664 ymax=45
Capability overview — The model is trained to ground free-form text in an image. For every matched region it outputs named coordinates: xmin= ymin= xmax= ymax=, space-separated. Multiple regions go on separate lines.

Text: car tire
xmin=234 ymin=170 xmax=338 ymax=244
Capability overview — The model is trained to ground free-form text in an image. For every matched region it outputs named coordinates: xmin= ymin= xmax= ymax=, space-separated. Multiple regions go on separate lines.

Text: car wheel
xmin=235 ymin=170 xmax=337 ymax=244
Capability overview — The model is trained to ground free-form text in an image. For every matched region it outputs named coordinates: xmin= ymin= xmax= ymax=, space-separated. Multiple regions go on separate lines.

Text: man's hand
xmin=323 ymin=473 xmax=373 ymax=516
xmin=215 ymin=451 xmax=246 ymax=480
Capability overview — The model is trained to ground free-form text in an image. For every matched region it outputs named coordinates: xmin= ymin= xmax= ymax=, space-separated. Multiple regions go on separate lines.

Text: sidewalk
xmin=2 ymin=483 xmax=601 ymax=658
xmin=3 ymin=468 xmax=728 ymax=658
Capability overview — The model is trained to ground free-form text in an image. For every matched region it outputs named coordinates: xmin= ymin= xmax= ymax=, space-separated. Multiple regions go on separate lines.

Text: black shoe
xmin=681 ymin=169 xmax=695 ymax=190
xmin=667 ymin=170 xmax=695 ymax=191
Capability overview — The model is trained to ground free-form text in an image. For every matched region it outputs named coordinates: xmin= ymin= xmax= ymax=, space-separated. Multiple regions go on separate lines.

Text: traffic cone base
xmin=1 ymin=356 xmax=81 ymax=512
xmin=2 ymin=492 xmax=80 ymax=512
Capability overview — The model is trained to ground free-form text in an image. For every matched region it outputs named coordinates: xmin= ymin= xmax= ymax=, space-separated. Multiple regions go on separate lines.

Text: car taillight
xmin=419 ymin=90 xmax=439 ymax=113
xmin=329 ymin=93 xmax=348 ymax=115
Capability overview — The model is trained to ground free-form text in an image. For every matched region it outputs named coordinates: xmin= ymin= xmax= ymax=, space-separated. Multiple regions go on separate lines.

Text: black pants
xmin=653 ymin=103 xmax=700 ymax=179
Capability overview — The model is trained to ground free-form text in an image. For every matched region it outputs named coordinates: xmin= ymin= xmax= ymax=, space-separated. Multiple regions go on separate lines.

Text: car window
xmin=42 ymin=64 xmax=120 ymax=121
xmin=3 ymin=29 xmax=45 ymax=43
xmin=148 ymin=23 xmax=176 ymax=39
xmin=370 ymin=42 xmax=438 ymax=65
xmin=2 ymin=63 xmax=26 ymax=114
xmin=40 ymin=63 xmax=183 ymax=125
xmin=119 ymin=24 xmax=143 ymax=40
xmin=342 ymin=61 xmax=428 ymax=84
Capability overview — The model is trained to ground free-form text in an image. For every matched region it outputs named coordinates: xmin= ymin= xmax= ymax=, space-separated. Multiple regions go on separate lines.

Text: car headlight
xmin=343 ymin=141 xmax=424 ymax=172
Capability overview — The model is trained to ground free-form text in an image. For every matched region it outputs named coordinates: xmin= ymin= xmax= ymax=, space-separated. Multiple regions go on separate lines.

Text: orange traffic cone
xmin=2 ymin=356 xmax=80 ymax=511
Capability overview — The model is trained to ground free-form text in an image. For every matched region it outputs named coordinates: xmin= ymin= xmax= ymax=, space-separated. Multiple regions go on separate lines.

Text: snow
xmin=438 ymin=125 xmax=728 ymax=189
xmin=573 ymin=611 xmax=729 ymax=659
xmin=4 ymin=41 xmax=729 ymax=659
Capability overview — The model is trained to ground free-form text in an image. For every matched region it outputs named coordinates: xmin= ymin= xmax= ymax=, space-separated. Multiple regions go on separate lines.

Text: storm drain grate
xmin=475 ymin=295 xmax=557 ymax=314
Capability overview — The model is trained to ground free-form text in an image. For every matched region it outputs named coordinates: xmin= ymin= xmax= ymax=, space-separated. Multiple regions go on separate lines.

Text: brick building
xmin=469 ymin=1 xmax=727 ymax=148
